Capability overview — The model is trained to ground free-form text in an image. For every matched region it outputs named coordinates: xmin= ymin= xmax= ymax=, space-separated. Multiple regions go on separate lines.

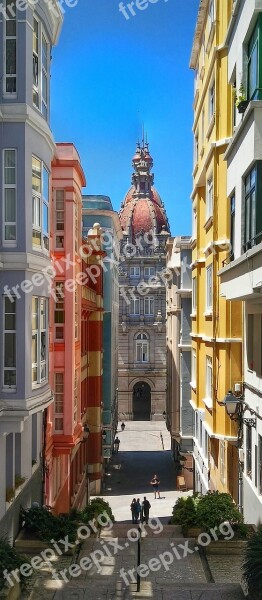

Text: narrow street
xmin=26 ymin=423 xmax=245 ymax=599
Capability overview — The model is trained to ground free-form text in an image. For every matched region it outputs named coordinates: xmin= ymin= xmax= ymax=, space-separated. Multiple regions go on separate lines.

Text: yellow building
xmin=190 ymin=0 xmax=242 ymax=503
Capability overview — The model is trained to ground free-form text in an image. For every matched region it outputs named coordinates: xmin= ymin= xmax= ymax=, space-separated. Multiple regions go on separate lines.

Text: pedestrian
xmin=135 ymin=498 xmax=142 ymax=523
xmin=142 ymin=496 xmax=151 ymax=524
xmin=114 ymin=436 xmax=120 ymax=453
xmin=150 ymin=474 xmax=160 ymax=499
xmin=121 ymin=422 xmax=125 ymax=431
xmin=130 ymin=498 xmax=137 ymax=524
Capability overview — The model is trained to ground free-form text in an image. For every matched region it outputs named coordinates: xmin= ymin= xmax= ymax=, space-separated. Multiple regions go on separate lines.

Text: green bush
xmin=242 ymin=525 xmax=262 ymax=599
xmin=0 ymin=537 xmax=29 ymax=590
xmin=170 ymin=496 xmax=198 ymax=529
xmin=20 ymin=506 xmax=77 ymax=544
xmin=195 ymin=492 xmax=243 ymax=531
xmin=81 ymin=497 xmax=115 ymax=526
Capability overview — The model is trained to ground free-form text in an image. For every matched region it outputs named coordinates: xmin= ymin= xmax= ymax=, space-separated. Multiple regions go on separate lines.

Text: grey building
xmin=82 ymin=196 xmax=122 ymax=459
xmin=166 ymin=237 xmax=194 ymax=485
xmin=118 ymin=142 xmax=170 ymax=421
xmin=0 ymin=1 xmax=62 ymax=540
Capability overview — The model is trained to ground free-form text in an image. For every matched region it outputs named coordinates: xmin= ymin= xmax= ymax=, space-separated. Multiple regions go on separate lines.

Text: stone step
xmin=100 ymin=524 xmax=182 ymax=538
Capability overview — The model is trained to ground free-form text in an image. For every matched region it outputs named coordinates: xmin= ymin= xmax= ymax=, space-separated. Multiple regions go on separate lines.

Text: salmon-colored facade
xmin=44 ymin=144 xmax=104 ymax=512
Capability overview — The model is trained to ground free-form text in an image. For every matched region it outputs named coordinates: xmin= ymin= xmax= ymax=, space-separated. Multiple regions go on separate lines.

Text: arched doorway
xmin=133 ymin=382 xmax=151 ymax=421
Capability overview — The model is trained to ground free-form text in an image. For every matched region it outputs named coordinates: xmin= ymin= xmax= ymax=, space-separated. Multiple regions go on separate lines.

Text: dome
xmin=119 ymin=142 xmax=170 ymax=239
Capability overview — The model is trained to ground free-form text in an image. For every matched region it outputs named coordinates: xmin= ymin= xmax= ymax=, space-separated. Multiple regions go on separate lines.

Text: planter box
xmin=14 ymin=529 xmax=76 ymax=555
xmin=204 ymin=539 xmax=248 ymax=555
xmin=0 ymin=583 xmax=21 ymax=600
xmin=183 ymin=527 xmax=203 ymax=538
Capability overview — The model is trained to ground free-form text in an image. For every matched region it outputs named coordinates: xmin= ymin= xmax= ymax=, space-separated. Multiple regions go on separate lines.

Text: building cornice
xmin=189 ymin=0 xmax=209 ymax=70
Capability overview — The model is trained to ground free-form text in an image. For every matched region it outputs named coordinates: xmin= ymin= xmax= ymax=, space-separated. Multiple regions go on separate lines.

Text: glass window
xmin=144 ymin=267 xmax=155 ymax=277
xmin=247 ymin=17 xmax=262 ymax=101
xmin=230 ymin=193 xmax=235 ymax=260
xmin=3 ymin=149 xmax=16 ymax=243
xmin=192 ymin=350 xmax=196 ymax=387
xmin=5 ymin=0 xmax=16 ymax=94
xmin=130 ymin=267 xmax=140 ymax=277
xmin=55 ymin=190 xmax=65 ymax=249
xmin=136 ymin=333 xmax=149 ymax=363
xmin=244 ymin=165 xmax=258 ymax=251
xmin=32 ymin=157 xmax=49 ymax=250
xmin=206 ymin=176 xmax=213 ymax=219
xmin=130 ymin=298 xmax=140 ymax=315
xmin=209 ymin=81 xmax=215 ymax=120
xmin=206 ymin=356 xmax=212 ymax=400
xmin=32 ymin=297 xmax=47 ymax=385
xmin=192 ymin=278 xmax=197 ymax=312
xmin=246 ymin=426 xmax=252 ymax=478
xmin=33 ymin=19 xmax=49 ymax=119
xmin=55 ymin=373 xmax=64 ymax=432
xmin=144 ymin=297 xmax=154 ymax=315
xmin=55 ymin=283 xmax=65 ymax=341
xmin=206 ymin=265 xmax=213 ymax=311
xmin=3 ymin=297 xmax=16 ymax=387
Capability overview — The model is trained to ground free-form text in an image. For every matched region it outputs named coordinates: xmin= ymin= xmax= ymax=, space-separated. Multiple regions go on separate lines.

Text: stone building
xmin=118 ymin=142 xmax=170 ymax=421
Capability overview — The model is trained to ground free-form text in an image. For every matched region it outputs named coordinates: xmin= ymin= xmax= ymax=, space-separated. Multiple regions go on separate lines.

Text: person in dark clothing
xmin=142 ymin=497 xmax=151 ymax=524
xmin=130 ymin=498 xmax=137 ymax=524
xmin=114 ymin=437 xmax=120 ymax=453
xmin=135 ymin=498 xmax=142 ymax=523
xmin=150 ymin=474 xmax=160 ymax=498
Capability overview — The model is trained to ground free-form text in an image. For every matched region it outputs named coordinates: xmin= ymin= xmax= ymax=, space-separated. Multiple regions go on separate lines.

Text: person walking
xmin=150 ymin=474 xmax=160 ymax=499
xmin=130 ymin=498 xmax=137 ymax=524
xmin=142 ymin=497 xmax=151 ymax=524
xmin=135 ymin=498 xmax=142 ymax=523
xmin=114 ymin=436 xmax=120 ymax=453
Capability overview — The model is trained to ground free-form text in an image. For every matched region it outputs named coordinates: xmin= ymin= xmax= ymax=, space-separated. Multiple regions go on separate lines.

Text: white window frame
xmin=144 ymin=267 xmax=155 ymax=278
xmin=206 ymin=265 xmax=213 ymax=312
xmin=3 ymin=296 xmax=16 ymax=388
xmin=130 ymin=266 xmax=140 ymax=277
xmin=74 ymin=371 xmax=78 ymax=423
xmin=209 ymin=81 xmax=215 ymax=121
xmin=130 ymin=298 xmax=140 ymax=315
xmin=209 ymin=0 xmax=215 ymax=25
xmin=55 ymin=190 xmax=65 ymax=249
xmin=192 ymin=207 xmax=197 ymax=240
xmin=192 ymin=277 xmax=197 ymax=312
xmin=136 ymin=333 xmax=149 ymax=363
xmin=32 ymin=297 xmax=48 ymax=386
xmin=206 ymin=176 xmax=213 ymax=219
xmin=206 ymin=356 xmax=212 ymax=401
xmin=144 ymin=296 xmax=154 ymax=315
xmin=191 ymin=349 xmax=196 ymax=388
xmin=33 ymin=16 xmax=49 ymax=120
xmin=54 ymin=372 xmax=64 ymax=433
xmin=3 ymin=149 xmax=17 ymax=246
xmin=32 ymin=156 xmax=50 ymax=251
xmin=194 ymin=131 xmax=199 ymax=167
xmin=4 ymin=0 xmax=17 ymax=96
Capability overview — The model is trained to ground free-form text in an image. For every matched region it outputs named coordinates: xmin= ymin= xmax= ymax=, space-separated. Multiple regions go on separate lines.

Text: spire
xmin=131 ymin=139 xmax=154 ymax=196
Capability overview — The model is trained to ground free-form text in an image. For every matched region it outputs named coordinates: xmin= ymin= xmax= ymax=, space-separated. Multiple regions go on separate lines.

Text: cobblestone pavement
xmin=21 ymin=423 xmax=246 ymax=599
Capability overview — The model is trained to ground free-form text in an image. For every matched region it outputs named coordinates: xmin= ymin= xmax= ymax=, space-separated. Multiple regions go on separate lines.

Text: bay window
xmin=243 ymin=163 xmax=262 ymax=252
xmin=32 ymin=157 xmax=49 ymax=250
xmin=32 ymin=297 xmax=47 ymax=385
xmin=3 ymin=149 xmax=16 ymax=244
xmin=33 ymin=17 xmax=50 ymax=119
xmin=5 ymin=0 xmax=16 ymax=94
xmin=54 ymin=373 xmax=64 ymax=432
xmin=3 ymin=297 xmax=16 ymax=388
xmin=247 ymin=16 xmax=262 ymax=101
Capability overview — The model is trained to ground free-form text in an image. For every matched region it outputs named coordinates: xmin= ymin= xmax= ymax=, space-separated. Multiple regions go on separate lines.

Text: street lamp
xmin=218 ymin=390 xmax=258 ymax=429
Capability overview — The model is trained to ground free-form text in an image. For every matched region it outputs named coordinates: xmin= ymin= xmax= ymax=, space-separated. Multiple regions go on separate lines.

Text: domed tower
xmin=118 ymin=142 xmax=170 ymax=422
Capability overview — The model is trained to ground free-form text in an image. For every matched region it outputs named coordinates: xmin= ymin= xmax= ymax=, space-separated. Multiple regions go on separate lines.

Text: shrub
xmin=20 ymin=506 xmax=77 ymax=544
xmin=242 ymin=525 xmax=262 ymax=599
xmin=196 ymin=491 xmax=243 ymax=532
xmin=81 ymin=497 xmax=115 ymax=527
xmin=170 ymin=496 xmax=197 ymax=530
xmin=0 ymin=537 xmax=29 ymax=590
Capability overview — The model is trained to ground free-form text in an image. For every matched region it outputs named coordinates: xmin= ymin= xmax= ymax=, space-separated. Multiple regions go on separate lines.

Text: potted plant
xmin=235 ymin=81 xmax=248 ymax=114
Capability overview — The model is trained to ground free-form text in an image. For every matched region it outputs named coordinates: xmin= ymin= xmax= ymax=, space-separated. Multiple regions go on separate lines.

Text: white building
xmin=219 ymin=0 xmax=262 ymax=525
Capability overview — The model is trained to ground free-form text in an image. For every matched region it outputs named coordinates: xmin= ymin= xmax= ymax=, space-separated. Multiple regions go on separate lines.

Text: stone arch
xmin=132 ymin=381 xmax=151 ymax=421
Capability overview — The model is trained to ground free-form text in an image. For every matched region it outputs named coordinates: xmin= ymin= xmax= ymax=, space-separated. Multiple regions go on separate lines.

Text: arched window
xmin=136 ymin=333 xmax=149 ymax=363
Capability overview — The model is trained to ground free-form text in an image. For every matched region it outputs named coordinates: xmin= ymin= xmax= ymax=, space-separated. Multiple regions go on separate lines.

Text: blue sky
xmin=51 ymin=0 xmax=199 ymax=236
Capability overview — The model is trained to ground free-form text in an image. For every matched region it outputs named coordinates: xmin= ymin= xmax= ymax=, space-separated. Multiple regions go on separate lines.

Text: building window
xmin=32 ymin=297 xmax=47 ymax=385
xmin=144 ymin=297 xmax=154 ymax=315
xmin=243 ymin=164 xmax=262 ymax=252
xmin=192 ymin=350 xmax=196 ymax=388
xmin=208 ymin=0 xmax=215 ymax=25
xmin=144 ymin=267 xmax=154 ymax=277
xmin=247 ymin=16 xmax=262 ymax=101
xmin=230 ymin=193 xmax=235 ymax=260
xmin=33 ymin=17 xmax=49 ymax=119
xmin=258 ymin=434 xmax=262 ymax=494
xmin=55 ymin=190 xmax=65 ymax=249
xmin=3 ymin=149 xmax=16 ymax=244
xmin=192 ymin=278 xmax=197 ymax=312
xmin=194 ymin=132 xmax=199 ymax=166
xmin=136 ymin=333 xmax=149 ymax=363
xmin=206 ymin=176 xmax=213 ymax=219
xmin=130 ymin=298 xmax=140 ymax=315
xmin=54 ymin=373 xmax=64 ymax=432
xmin=195 ymin=412 xmax=199 ymax=440
xmin=3 ymin=296 xmax=16 ymax=388
xmin=206 ymin=356 xmax=212 ymax=401
xmin=192 ymin=208 xmax=197 ymax=239
xmin=206 ymin=265 xmax=213 ymax=312
xmin=201 ymin=108 xmax=205 ymax=146
xmin=246 ymin=425 xmax=252 ymax=478
xmin=220 ymin=440 xmax=226 ymax=485
xmin=130 ymin=267 xmax=140 ymax=277
xmin=54 ymin=283 xmax=65 ymax=341
xmin=247 ymin=314 xmax=254 ymax=371
xmin=32 ymin=157 xmax=49 ymax=250
xmin=74 ymin=372 xmax=78 ymax=423
xmin=4 ymin=0 xmax=16 ymax=94
xmin=209 ymin=81 xmax=215 ymax=121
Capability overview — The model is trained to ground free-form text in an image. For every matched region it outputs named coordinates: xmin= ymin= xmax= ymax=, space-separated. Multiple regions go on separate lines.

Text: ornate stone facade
xmin=118 ymin=142 xmax=170 ymax=421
